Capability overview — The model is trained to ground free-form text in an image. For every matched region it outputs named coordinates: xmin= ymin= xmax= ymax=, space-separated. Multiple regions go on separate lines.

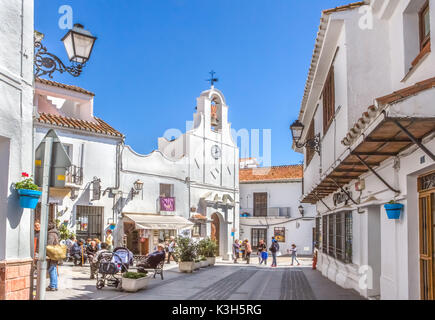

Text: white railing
xmin=240 ymin=207 xmax=291 ymax=218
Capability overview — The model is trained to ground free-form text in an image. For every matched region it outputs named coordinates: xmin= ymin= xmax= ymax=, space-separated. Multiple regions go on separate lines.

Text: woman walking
xmin=46 ymin=222 xmax=60 ymax=291
xmin=290 ymin=244 xmax=301 ymax=266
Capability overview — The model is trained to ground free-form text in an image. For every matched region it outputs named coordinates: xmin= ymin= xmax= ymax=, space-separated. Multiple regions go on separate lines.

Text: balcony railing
xmin=66 ymin=165 xmax=83 ymax=186
xmin=240 ymin=207 xmax=292 ymax=218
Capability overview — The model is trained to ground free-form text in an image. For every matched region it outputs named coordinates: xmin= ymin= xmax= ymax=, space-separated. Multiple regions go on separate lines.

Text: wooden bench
xmin=134 ymin=256 xmax=165 ymax=280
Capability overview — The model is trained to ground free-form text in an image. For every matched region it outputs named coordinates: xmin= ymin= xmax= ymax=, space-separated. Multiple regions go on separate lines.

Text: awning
xmin=302 ymin=116 xmax=435 ymax=204
xmin=124 ymin=213 xmax=194 ymax=230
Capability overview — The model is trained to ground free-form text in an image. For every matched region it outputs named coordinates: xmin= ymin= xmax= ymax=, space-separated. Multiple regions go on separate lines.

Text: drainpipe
xmin=112 ymin=140 xmax=124 ymax=223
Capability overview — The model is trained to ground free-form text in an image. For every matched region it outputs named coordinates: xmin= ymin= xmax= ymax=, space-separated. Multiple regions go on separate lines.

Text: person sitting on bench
xmin=137 ymin=244 xmax=166 ymax=272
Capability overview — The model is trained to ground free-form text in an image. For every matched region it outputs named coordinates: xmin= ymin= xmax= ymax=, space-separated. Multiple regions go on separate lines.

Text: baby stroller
xmin=96 ymin=247 xmax=133 ymax=290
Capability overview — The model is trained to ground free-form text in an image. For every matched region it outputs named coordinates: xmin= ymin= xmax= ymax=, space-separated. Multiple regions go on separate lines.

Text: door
xmin=140 ymin=238 xmax=149 ymax=256
xmin=211 ymin=213 xmax=220 ymax=254
xmin=251 ymin=228 xmax=267 ymax=251
xmin=418 ymin=171 xmax=435 ymax=300
xmin=75 ymin=205 xmax=104 ymax=240
xmin=253 ymin=193 xmax=268 ymax=217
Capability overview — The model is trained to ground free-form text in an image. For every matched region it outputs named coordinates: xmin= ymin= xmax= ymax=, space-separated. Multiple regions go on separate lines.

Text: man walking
xmin=244 ymin=240 xmax=252 ymax=264
xmin=167 ymin=237 xmax=176 ymax=264
xmin=269 ymin=236 xmax=279 ymax=267
xmin=233 ymin=239 xmax=240 ymax=263
xmin=257 ymin=239 xmax=266 ymax=264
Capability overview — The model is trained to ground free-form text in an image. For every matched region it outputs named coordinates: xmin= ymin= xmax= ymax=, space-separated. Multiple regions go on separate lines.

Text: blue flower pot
xmin=384 ymin=203 xmax=404 ymax=220
xmin=17 ymin=189 xmax=42 ymax=209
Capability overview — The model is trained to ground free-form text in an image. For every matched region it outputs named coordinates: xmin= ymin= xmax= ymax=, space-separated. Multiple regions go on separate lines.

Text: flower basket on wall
xmin=384 ymin=202 xmax=404 ymax=220
xmin=15 ymin=173 xmax=41 ymax=209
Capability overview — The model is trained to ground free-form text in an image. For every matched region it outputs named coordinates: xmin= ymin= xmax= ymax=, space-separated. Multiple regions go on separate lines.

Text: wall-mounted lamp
xmin=131 ymin=179 xmax=144 ymax=198
xmin=298 ymin=205 xmax=305 ymax=217
xmin=290 ymin=120 xmax=321 ymax=156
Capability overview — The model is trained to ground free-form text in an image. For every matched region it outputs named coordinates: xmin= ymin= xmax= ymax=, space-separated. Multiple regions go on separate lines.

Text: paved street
xmin=45 ymin=257 xmax=364 ymax=300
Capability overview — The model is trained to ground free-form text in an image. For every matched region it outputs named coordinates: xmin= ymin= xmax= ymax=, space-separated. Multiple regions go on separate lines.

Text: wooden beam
xmin=341 ymin=161 xmax=381 ymax=166
xmin=334 ymin=169 xmax=367 ymax=173
xmin=364 ymin=137 xmax=412 ymax=143
xmin=352 ymin=151 xmax=397 ymax=156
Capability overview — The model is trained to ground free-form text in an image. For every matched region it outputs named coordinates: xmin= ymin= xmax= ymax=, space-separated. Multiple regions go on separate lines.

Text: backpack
xmin=270 ymin=241 xmax=279 ymax=253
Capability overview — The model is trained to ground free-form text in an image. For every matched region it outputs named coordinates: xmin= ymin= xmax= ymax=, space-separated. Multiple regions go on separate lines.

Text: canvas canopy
xmin=123 ymin=213 xmax=194 ymax=230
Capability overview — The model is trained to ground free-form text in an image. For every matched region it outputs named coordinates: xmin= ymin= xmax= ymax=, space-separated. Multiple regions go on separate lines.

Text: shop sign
xmin=333 ymin=188 xmax=352 ymax=206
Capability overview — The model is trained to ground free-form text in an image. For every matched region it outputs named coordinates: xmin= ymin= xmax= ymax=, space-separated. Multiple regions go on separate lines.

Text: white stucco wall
xmin=239 ymin=181 xmax=316 ymax=255
xmin=34 ymin=126 xmax=122 ymax=236
xmin=0 ymin=0 xmax=34 ymax=261
xmin=297 ymin=0 xmax=435 ymax=300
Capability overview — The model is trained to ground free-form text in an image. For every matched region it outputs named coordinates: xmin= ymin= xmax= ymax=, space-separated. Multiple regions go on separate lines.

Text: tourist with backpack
xmin=269 ymin=236 xmax=279 ymax=267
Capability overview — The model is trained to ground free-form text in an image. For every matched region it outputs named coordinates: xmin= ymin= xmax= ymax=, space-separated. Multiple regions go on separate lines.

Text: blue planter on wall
xmin=384 ymin=203 xmax=404 ymax=220
xmin=17 ymin=189 xmax=42 ymax=209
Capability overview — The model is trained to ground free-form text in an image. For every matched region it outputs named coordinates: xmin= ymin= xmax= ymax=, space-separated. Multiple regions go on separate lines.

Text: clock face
xmin=211 ymin=145 xmax=222 ymax=160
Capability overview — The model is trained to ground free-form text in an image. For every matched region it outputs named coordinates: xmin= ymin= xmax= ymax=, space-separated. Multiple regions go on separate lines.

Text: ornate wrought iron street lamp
xmin=34 ymin=24 xmax=97 ymax=78
xmin=290 ymin=120 xmax=321 ymax=156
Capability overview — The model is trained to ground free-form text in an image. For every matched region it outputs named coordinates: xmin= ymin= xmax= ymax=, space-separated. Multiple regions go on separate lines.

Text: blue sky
xmin=35 ymin=0 xmax=354 ymax=166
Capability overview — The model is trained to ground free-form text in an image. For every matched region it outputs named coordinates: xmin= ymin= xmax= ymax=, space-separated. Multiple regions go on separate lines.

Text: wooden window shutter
xmin=306 ymin=120 xmax=315 ymax=165
xmin=323 ymin=65 xmax=335 ymax=134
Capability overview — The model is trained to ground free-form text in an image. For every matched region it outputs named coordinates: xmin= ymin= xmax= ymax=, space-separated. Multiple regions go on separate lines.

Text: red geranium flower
xmin=22 ymin=172 xmax=29 ymax=177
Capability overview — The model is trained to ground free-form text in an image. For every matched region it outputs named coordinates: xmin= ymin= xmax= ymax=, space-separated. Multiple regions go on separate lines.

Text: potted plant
xmin=205 ymin=238 xmax=217 ymax=266
xmin=175 ymin=236 xmax=196 ymax=273
xmin=198 ymin=238 xmax=217 ymax=266
xmin=384 ymin=200 xmax=404 ymax=220
xmin=121 ymin=272 xmax=149 ymax=292
xmin=15 ymin=172 xmax=42 ymax=209
xmin=194 ymin=259 xmax=201 ymax=271
xmin=200 ymin=256 xmax=209 ymax=268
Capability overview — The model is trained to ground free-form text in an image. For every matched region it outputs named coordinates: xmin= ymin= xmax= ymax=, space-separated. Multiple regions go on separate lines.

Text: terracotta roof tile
xmin=322 ymin=1 xmax=366 ymax=14
xmin=36 ymin=112 xmax=124 ymax=138
xmin=36 ymin=78 xmax=95 ymax=96
xmin=240 ymin=165 xmax=303 ymax=182
xmin=376 ymin=77 xmax=435 ymax=105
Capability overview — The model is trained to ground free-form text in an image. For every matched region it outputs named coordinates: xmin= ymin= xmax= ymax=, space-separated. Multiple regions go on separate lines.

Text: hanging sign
xmin=160 ymin=197 xmax=175 ymax=211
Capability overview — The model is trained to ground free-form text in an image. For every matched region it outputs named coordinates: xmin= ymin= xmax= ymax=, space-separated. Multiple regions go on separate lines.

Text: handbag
xmin=46 ymin=244 xmax=67 ymax=261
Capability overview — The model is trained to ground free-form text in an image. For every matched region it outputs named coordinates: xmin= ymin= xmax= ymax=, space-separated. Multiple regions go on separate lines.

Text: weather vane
xmin=207 ymin=70 xmax=219 ymax=87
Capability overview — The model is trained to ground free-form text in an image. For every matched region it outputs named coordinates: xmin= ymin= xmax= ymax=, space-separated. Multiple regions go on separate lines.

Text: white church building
xmin=116 ymin=87 xmax=240 ymax=260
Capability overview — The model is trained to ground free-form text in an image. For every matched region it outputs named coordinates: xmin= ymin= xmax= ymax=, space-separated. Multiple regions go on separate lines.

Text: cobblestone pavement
xmin=45 ymin=257 xmax=364 ymax=300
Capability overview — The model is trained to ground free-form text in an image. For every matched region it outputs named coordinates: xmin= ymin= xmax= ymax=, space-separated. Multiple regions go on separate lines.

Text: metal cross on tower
xmin=207 ymin=70 xmax=219 ymax=87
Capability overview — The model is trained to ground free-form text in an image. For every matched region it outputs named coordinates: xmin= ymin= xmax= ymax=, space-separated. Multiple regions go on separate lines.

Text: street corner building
xmin=33 ymin=78 xmax=124 ymax=243
xmin=0 ymin=0 xmax=35 ymax=300
xmin=293 ymin=1 xmax=435 ymax=300
xmin=239 ymin=161 xmax=317 ymax=255
xmin=117 ymin=87 xmax=239 ymax=260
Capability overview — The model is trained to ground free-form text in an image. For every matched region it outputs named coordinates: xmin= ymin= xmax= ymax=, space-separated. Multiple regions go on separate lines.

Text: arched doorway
xmin=211 ymin=213 xmax=220 ymax=254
